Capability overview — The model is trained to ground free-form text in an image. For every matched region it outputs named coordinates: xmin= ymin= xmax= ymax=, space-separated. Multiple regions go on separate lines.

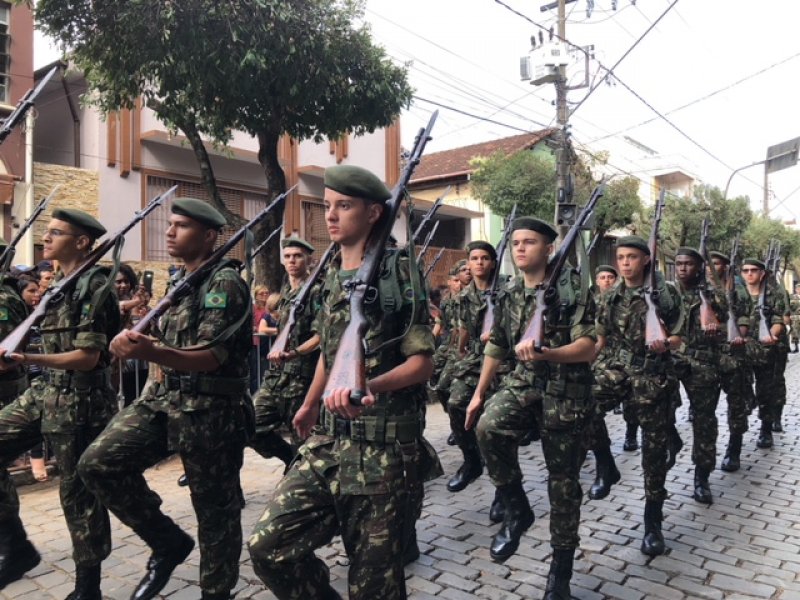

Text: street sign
xmin=765 ymin=137 xmax=800 ymax=174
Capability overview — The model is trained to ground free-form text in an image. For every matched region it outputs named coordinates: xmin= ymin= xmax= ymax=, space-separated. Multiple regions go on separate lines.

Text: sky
xmin=33 ymin=0 xmax=800 ymax=222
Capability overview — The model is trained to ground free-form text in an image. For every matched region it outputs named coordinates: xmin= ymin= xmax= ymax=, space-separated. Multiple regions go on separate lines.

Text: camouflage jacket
xmin=0 ymin=276 xmax=29 ymax=396
xmin=139 ymin=261 xmax=252 ymax=415
xmin=485 ymin=272 xmax=596 ymax=394
xmin=747 ymin=281 xmax=787 ymax=333
xmin=452 ymin=280 xmax=489 ymax=376
xmin=674 ymin=280 xmax=728 ymax=352
xmin=790 ymin=293 xmax=800 ymax=316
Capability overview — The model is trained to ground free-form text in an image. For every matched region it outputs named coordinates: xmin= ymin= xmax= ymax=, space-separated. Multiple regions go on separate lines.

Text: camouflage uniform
xmin=0 ymin=277 xmax=28 ymax=407
xmin=250 ymin=278 xmax=320 ymax=458
xmin=595 ymin=277 xmax=684 ymax=502
xmin=248 ymin=252 xmax=441 ymax=600
xmin=719 ymin=282 xmax=754 ymax=437
xmin=476 ymin=273 xmax=595 ymax=549
xmin=790 ymin=293 xmax=800 ymax=348
xmin=0 ymin=268 xmax=118 ymax=568
xmin=79 ymin=262 xmax=252 ymax=596
xmin=429 ymin=293 xmax=459 ymax=412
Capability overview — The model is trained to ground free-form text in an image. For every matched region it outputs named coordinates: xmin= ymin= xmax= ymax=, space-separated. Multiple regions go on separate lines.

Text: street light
xmin=723 ymin=159 xmax=765 ymax=201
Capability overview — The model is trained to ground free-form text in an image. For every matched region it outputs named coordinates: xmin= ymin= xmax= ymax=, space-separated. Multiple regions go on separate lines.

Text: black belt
xmin=163 ymin=374 xmax=248 ymax=396
xmin=45 ymin=369 xmax=109 ymax=389
xmin=323 ymin=410 xmax=423 ymax=444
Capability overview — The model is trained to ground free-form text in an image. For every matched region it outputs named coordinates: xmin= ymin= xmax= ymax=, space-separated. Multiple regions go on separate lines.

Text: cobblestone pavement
xmin=5 ymin=354 xmax=800 ymax=599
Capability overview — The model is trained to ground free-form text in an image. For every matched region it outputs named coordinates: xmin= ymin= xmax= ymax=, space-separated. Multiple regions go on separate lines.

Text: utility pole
xmin=554 ymin=0 xmax=573 ymax=238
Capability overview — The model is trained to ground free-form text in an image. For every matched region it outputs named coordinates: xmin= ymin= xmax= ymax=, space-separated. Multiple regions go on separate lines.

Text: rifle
xmin=697 ymin=218 xmax=721 ymax=333
xmin=270 ymin=241 xmax=336 ymax=357
xmin=575 ymin=229 xmax=603 ymax=276
xmin=0 ymin=185 xmax=177 ymax=359
xmin=248 ymin=223 xmax=283 ymax=261
xmin=480 ymin=204 xmax=518 ymax=337
xmin=423 ymin=246 xmax=446 ymax=280
xmin=519 ymin=185 xmax=605 ymax=351
xmin=324 ymin=111 xmax=438 ymax=406
xmin=725 ymin=234 xmax=742 ymax=343
xmin=411 ymin=186 xmax=449 ymax=243
xmin=0 ymin=185 xmax=60 ymax=275
xmin=644 ymin=189 xmax=669 ymax=348
xmin=131 ymin=186 xmax=296 ymax=336
xmin=0 ymin=66 xmax=58 ymax=146
xmin=417 ymin=221 xmax=440 ymax=263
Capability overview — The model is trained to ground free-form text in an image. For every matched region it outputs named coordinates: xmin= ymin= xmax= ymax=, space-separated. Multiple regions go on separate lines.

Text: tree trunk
xmin=256 ymin=128 xmax=287 ymax=291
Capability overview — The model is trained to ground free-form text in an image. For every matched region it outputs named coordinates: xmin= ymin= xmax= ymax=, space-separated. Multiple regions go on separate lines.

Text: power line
xmin=412 ymin=96 xmax=538 ymax=134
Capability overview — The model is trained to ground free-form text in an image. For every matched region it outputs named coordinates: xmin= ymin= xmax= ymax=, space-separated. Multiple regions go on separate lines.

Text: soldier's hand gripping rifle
xmin=423 ymin=246 xmax=446 ymax=280
xmin=0 ymin=185 xmax=60 ymax=275
xmin=698 ymin=218 xmax=721 ymax=334
xmin=130 ymin=186 xmax=296 ymax=337
xmin=725 ymin=234 xmax=743 ymax=343
xmin=323 ymin=111 xmax=438 ymax=407
xmin=480 ymin=203 xmax=518 ymax=338
xmin=269 ymin=241 xmax=336 ymax=358
xmin=0 ymin=186 xmax=177 ymax=360
xmin=643 ymin=190 xmax=670 ymax=349
xmin=519 ymin=185 xmax=604 ymax=352
xmin=0 ymin=66 xmax=58 ymax=146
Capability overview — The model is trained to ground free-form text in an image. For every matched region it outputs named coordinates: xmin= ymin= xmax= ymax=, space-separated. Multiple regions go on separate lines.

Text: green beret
xmin=466 ymin=240 xmax=497 ymax=261
xmin=448 ymin=265 xmax=460 ymax=277
xmin=280 ymin=237 xmax=315 ymax=253
xmin=708 ymin=250 xmax=730 ymax=264
xmin=595 ymin=264 xmax=618 ymax=276
xmin=324 ymin=165 xmax=391 ymax=203
xmin=511 ymin=217 xmax=557 ymax=242
xmin=453 ymin=259 xmax=468 ymax=274
xmin=51 ymin=208 xmax=106 ymax=239
xmin=615 ymin=235 xmax=650 ymax=255
xmin=743 ymin=258 xmax=765 ymax=270
xmin=171 ymin=197 xmax=227 ymax=229
xmin=676 ymin=247 xmax=704 ymax=263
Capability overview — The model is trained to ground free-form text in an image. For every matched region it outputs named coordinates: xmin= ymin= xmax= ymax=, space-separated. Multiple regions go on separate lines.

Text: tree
xmin=742 ymin=215 xmax=800 ymax=267
xmin=32 ymin=0 xmax=413 ymax=289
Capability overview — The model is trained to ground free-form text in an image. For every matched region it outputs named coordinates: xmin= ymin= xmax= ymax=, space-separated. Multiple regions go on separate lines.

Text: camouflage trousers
xmin=476 ymin=386 xmax=584 ymax=549
xmin=0 ymin=387 xmax=111 ymax=567
xmin=248 ymin=438 xmax=409 ymax=600
xmin=719 ymin=348 xmax=754 ymax=435
xmin=678 ymin=355 xmax=721 ymax=470
xmin=78 ymin=401 xmax=245 ymax=596
xmin=791 ymin=317 xmax=800 ymax=344
xmin=447 ymin=374 xmax=482 ymax=454
xmin=429 ymin=349 xmax=457 ymax=413
xmin=250 ymin=372 xmax=309 ymax=458
xmin=752 ymin=345 xmax=787 ymax=424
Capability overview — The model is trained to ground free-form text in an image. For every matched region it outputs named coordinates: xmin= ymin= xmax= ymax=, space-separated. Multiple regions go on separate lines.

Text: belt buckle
xmin=351 ymin=420 xmax=366 ymax=441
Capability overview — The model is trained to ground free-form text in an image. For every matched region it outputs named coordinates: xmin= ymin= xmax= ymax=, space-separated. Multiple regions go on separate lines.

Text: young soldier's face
xmin=165 ymin=214 xmax=216 ymax=259
xmin=457 ymin=264 xmax=472 ymax=286
xmin=468 ymin=249 xmax=495 ymax=280
xmin=741 ymin=265 xmax=764 ymax=286
xmin=615 ymin=247 xmax=649 ymax=281
xmin=675 ymin=255 xmax=700 ymax=284
xmin=710 ymin=257 xmax=728 ymax=279
xmin=283 ymin=247 xmax=308 ymax=278
xmin=323 ymin=189 xmax=382 ymax=247
xmin=41 ymin=218 xmax=89 ymax=261
xmin=510 ymin=229 xmax=552 ymax=273
xmin=595 ymin=271 xmax=617 ymax=292
xmin=447 ymin=276 xmax=461 ymax=294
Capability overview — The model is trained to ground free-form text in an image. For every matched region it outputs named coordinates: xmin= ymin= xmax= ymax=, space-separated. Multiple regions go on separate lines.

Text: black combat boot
xmin=543 ymin=548 xmax=574 ymax=600
xmin=490 ymin=481 xmax=534 ymax=562
xmin=131 ymin=529 xmax=195 ymax=600
xmin=446 ymin=432 xmax=456 ymax=446
xmin=720 ymin=433 xmax=742 ymax=472
xmin=447 ymin=446 xmax=483 ymax=492
xmin=666 ymin=426 xmax=684 ymax=469
xmin=693 ymin=466 xmax=713 ymax=505
xmin=588 ymin=446 xmax=621 ymax=500
xmin=489 ymin=488 xmax=505 ymax=523
xmin=200 ymin=593 xmax=232 ymax=600
xmin=792 ymin=341 xmax=799 ymax=353
xmin=0 ymin=517 xmax=40 ymax=590
xmin=403 ymin=530 xmax=421 ymax=565
xmin=640 ymin=499 xmax=666 ymax=557
xmin=65 ymin=564 xmax=102 ymax=600
xmin=756 ymin=420 xmax=774 ymax=449
xmin=623 ymin=423 xmax=639 ymax=452
xmin=177 ymin=473 xmax=188 ymax=487
xmin=772 ymin=405 xmax=784 ymax=433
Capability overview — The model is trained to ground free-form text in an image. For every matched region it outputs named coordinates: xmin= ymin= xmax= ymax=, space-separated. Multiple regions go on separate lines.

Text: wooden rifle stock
xmin=519 ymin=184 xmax=605 ymax=351
xmin=132 ymin=186 xmax=295 ymax=336
xmin=697 ymin=219 xmax=721 ymax=333
xmin=270 ymin=242 xmax=336 ymax=355
xmin=0 ymin=185 xmax=60 ymax=274
xmin=0 ymin=185 xmax=177 ymax=359
xmin=480 ymin=204 xmax=518 ymax=338
xmin=644 ymin=189 xmax=669 ymax=348
xmin=324 ymin=111 xmax=438 ymax=406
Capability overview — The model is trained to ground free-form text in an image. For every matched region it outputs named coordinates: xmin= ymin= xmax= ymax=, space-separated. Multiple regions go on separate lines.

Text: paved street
xmin=5 ymin=354 xmax=800 ymax=599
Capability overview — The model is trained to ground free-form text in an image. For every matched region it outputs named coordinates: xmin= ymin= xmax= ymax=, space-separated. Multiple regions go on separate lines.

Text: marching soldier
xmin=0 ymin=210 xmax=119 ymax=600
xmin=739 ymin=258 xmax=786 ymax=449
xmin=465 ymin=217 xmax=596 ymax=598
xmin=250 ymin=237 xmax=321 ymax=467
xmin=790 ymin=283 xmax=800 ymax=353
xmin=595 ymin=236 xmax=684 ymax=556
xmin=672 ymin=247 xmax=727 ymax=504
xmin=78 ymin=199 xmax=253 ymax=600
xmin=248 ymin=165 xmax=441 ymax=600
xmin=0 ymin=238 xmax=29 ymax=410
xmin=708 ymin=251 xmax=753 ymax=472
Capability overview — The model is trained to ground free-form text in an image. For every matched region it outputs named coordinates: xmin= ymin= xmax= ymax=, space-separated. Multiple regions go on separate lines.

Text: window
xmin=144 ymin=174 xmax=270 ymax=262
xmin=0 ymin=4 xmax=9 ymax=105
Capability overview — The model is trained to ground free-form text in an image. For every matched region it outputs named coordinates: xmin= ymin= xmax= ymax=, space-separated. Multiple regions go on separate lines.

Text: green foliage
xmin=742 ymin=215 xmax=800 ymax=264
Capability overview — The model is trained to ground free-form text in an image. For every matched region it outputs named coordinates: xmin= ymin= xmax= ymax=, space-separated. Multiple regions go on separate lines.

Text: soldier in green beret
xmin=594 ymin=265 xmax=617 ymax=294
xmin=248 ymin=165 xmax=441 ymax=599
xmin=78 ymin=198 xmax=252 ymax=600
xmin=671 ymin=247 xmax=728 ymax=504
xmin=592 ymin=235 xmax=685 ymax=556
xmin=0 ymin=208 xmax=119 ymax=599
xmin=250 ymin=236 xmax=321 ymax=467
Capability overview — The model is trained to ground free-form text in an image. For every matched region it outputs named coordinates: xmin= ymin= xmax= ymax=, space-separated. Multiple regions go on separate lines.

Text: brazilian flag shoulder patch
xmin=204 ymin=292 xmax=227 ymax=309
xmin=0 ymin=307 xmax=7 ymax=321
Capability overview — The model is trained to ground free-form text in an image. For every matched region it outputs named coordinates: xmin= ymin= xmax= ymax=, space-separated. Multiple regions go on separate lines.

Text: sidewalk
xmin=5 ymin=354 xmax=800 ymax=599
